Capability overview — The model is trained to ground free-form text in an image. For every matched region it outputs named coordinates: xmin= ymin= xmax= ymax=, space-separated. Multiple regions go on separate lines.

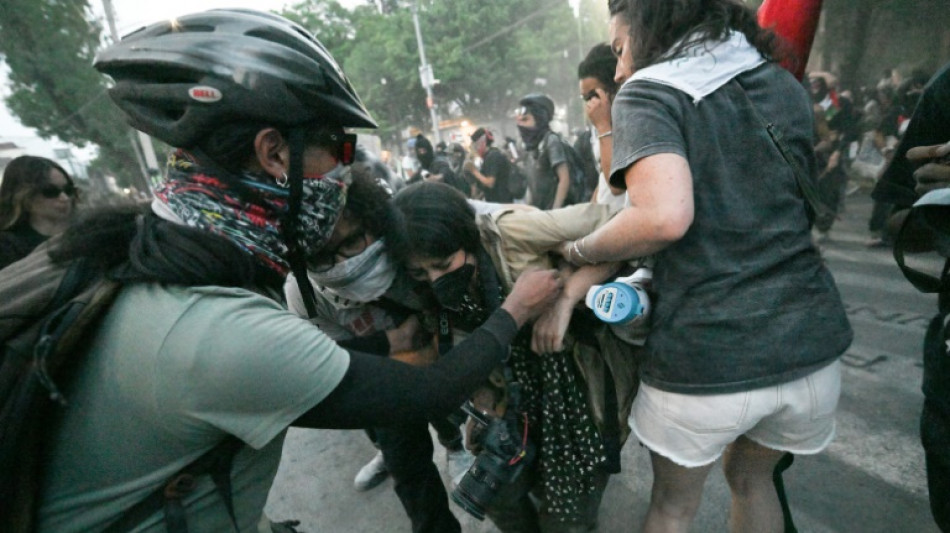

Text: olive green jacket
xmin=475 ymin=202 xmax=642 ymax=444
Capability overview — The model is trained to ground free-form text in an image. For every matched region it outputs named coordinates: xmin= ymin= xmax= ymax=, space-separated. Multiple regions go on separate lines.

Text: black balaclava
xmin=518 ymin=94 xmax=554 ymax=151
xmin=414 ymin=134 xmax=435 ymax=170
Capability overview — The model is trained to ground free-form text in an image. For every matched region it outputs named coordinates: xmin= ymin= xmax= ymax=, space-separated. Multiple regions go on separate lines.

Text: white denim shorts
xmin=629 ymin=360 xmax=841 ymax=467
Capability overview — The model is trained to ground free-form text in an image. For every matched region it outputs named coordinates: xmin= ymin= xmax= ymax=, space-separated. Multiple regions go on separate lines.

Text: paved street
xmin=265 ymin=190 xmax=941 ymax=532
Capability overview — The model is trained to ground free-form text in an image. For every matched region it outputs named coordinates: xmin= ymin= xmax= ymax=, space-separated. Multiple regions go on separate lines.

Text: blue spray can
xmin=585 ymin=268 xmax=652 ymax=326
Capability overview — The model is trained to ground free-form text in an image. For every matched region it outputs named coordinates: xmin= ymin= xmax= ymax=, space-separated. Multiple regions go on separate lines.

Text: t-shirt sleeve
xmin=544 ymin=134 xmax=568 ymax=170
xmin=481 ymin=150 xmax=508 ymax=181
xmin=159 ymin=290 xmax=350 ymax=449
xmin=872 ymin=66 xmax=950 ymax=209
xmin=609 ymin=81 xmax=687 ymax=189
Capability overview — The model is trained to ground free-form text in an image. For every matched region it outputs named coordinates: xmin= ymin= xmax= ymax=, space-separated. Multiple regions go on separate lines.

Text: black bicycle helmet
xmin=94 ymin=8 xmax=377 ymax=148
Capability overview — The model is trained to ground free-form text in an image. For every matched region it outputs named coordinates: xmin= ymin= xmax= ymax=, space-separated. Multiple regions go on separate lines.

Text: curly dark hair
xmin=343 ymin=161 xmax=407 ymax=263
xmin=607 ymin=0 xmax=781 ymax=72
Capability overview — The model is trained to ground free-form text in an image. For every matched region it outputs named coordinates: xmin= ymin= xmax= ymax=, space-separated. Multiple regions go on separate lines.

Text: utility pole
xmin=101 ymin=0 xmax=158 ymax=195
xmin=571 ymin=0 xmax=585 ymax=134
xmin=411 ymin=1 xmax=441 ymax=144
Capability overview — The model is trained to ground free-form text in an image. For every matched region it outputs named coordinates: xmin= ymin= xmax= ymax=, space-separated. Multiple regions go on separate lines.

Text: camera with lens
xmin=451 ymin=387 xmax=535 ymax=520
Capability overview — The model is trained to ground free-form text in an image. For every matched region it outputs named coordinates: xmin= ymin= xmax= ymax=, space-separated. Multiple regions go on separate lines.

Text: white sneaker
xmin=353 ymin=451 xmax=389 ymax=491
xmin=446 ymin=449 xmax=475 ymax=489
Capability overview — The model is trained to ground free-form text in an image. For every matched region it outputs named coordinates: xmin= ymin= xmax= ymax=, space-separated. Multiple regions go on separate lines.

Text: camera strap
xmin=436 ymin=245 xmax=505 ymax=357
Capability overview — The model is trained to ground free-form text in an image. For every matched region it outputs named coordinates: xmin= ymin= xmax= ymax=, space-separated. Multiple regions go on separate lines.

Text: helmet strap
xmin=283 ymin=126 xmax=319 ymax=318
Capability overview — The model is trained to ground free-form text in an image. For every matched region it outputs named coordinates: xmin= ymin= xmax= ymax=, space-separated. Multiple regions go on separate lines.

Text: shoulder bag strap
xmin=102 ymin=436 xmax=244 ymax=533
xmin=734 ymin=78 xmax=833 ymax=222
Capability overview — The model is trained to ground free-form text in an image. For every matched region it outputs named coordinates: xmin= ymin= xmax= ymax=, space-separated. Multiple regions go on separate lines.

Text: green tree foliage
xmin=282 ymin=0 xmax=358 ymax=60
xmin=282 ymin=0 xmax=584 ymax=142
xmin=0 ymin=0 xmax=142 ymax=186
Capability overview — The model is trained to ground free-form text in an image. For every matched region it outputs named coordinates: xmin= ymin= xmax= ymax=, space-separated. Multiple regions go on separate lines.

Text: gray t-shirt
xmin=526 ymin=131 xmax=568 ymax=209
xmin=610 ymin=63 xmax=852 ymax=394
xmin=39 ymin=284 xmax=350 ymax=532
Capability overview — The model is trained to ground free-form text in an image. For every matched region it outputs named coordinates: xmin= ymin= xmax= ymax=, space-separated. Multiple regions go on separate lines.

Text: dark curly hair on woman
xmin=342 ymin=161 xmax=408 ymax=264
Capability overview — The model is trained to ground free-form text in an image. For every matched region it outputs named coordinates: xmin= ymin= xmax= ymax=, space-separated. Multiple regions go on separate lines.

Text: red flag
xmin=758 ymin=0 xmax=823 ymax=81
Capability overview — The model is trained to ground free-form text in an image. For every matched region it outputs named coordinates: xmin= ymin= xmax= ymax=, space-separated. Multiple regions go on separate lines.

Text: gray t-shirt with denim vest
xmin=610 ymin=62 xmax=852 ymax=394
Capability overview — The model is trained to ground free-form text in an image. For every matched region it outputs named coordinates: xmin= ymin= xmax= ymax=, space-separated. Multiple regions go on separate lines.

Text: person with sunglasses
xmin=19 ymin=10 xmax=561 ymax=532
xmin=0 ymin=155 xmax=78 ymax=271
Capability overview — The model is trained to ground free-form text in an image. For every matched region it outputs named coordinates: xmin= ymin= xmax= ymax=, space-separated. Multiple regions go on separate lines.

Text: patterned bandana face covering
xmin=154 ymin=151 xmax=349 ymax=275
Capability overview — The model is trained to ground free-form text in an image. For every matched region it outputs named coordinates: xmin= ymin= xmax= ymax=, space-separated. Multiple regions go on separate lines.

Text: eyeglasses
xmin=580 ymin=89 xmax=599 ymax=103
xmin=309 ymin=228 xmax=369 ymax=272
xmin=37 ymin=183 xmax=77 ymax=199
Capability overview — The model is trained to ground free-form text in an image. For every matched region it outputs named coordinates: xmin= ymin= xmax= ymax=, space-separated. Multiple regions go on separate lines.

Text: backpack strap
xmin=31 ymin=261 xmax=245 ymax=533
xmin=44 ymin=258 xmax=98 ymax=315
xmin=102 ymin=436 xmax=244 ymax=533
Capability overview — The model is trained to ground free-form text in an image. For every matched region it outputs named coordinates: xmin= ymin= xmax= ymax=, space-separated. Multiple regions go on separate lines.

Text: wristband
xmin=597 ymin=130 xmax=613 ymax=139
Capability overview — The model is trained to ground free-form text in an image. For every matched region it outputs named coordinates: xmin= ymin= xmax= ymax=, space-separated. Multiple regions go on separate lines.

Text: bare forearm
xmin=565 ymin=262 xmax=622 ymax=303
xmin=473 ymin=168 xmax=496 ymax=188
xmin=552 ymin=164 xmax=570 ymax=208
xmin=580 ymin=208 xmax=678 ymax=261
xmin=574 ymin=154 xmax=694 ymax=262
xmin=598 ymin=134 xmax=613 ymax=183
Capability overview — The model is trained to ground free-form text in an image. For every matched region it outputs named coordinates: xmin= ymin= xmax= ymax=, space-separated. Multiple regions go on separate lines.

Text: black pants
xmin=374 ymin=418 xmax=462 ymax=533
xmin=868 ymin=200 xmax=894 ymax=236
xmin=815 ymin=167 xmax=847 ymax=232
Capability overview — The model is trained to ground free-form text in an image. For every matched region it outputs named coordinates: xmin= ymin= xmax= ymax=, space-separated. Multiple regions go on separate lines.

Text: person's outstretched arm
xmin=294 ymin=268 xmax=562 ymax=429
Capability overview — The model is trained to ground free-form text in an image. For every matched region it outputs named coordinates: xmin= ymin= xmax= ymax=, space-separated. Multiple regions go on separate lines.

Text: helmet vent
xmin=246 ymin=28 xmax=314 ymax=58
xmin=179 ymin=24 xmax=215 ymax=33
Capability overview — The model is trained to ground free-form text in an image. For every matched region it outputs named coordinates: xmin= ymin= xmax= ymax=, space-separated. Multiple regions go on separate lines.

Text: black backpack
xmin=544 ymin=131 xmax=593 ymax=205
xmin=0 ymin=244 xmax=241 ymax=533
xmin=506 ymin=158 xmax=529 ymax=200
xmin=573 ymin=130 xmax=601 ymax=199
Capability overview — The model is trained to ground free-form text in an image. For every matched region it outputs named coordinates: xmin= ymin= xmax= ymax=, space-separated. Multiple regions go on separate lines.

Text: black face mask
xmin=518 ymin=125 xmax=546 ymax=151
xmin=431 ymin=263 xmax=476 ymax=311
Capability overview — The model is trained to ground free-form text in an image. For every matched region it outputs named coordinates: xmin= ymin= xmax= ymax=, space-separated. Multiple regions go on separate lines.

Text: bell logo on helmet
xmin=188 ymin=86 xmax=222 ymax=103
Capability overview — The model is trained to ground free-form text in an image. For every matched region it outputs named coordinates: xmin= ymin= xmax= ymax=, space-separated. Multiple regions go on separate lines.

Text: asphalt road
xmin=265 ymin=190 xmax=941 ymax=532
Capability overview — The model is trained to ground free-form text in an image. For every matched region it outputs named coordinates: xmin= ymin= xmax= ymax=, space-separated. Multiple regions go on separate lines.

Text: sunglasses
xmin=38 ymin=183 xmax=77 ymax=199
